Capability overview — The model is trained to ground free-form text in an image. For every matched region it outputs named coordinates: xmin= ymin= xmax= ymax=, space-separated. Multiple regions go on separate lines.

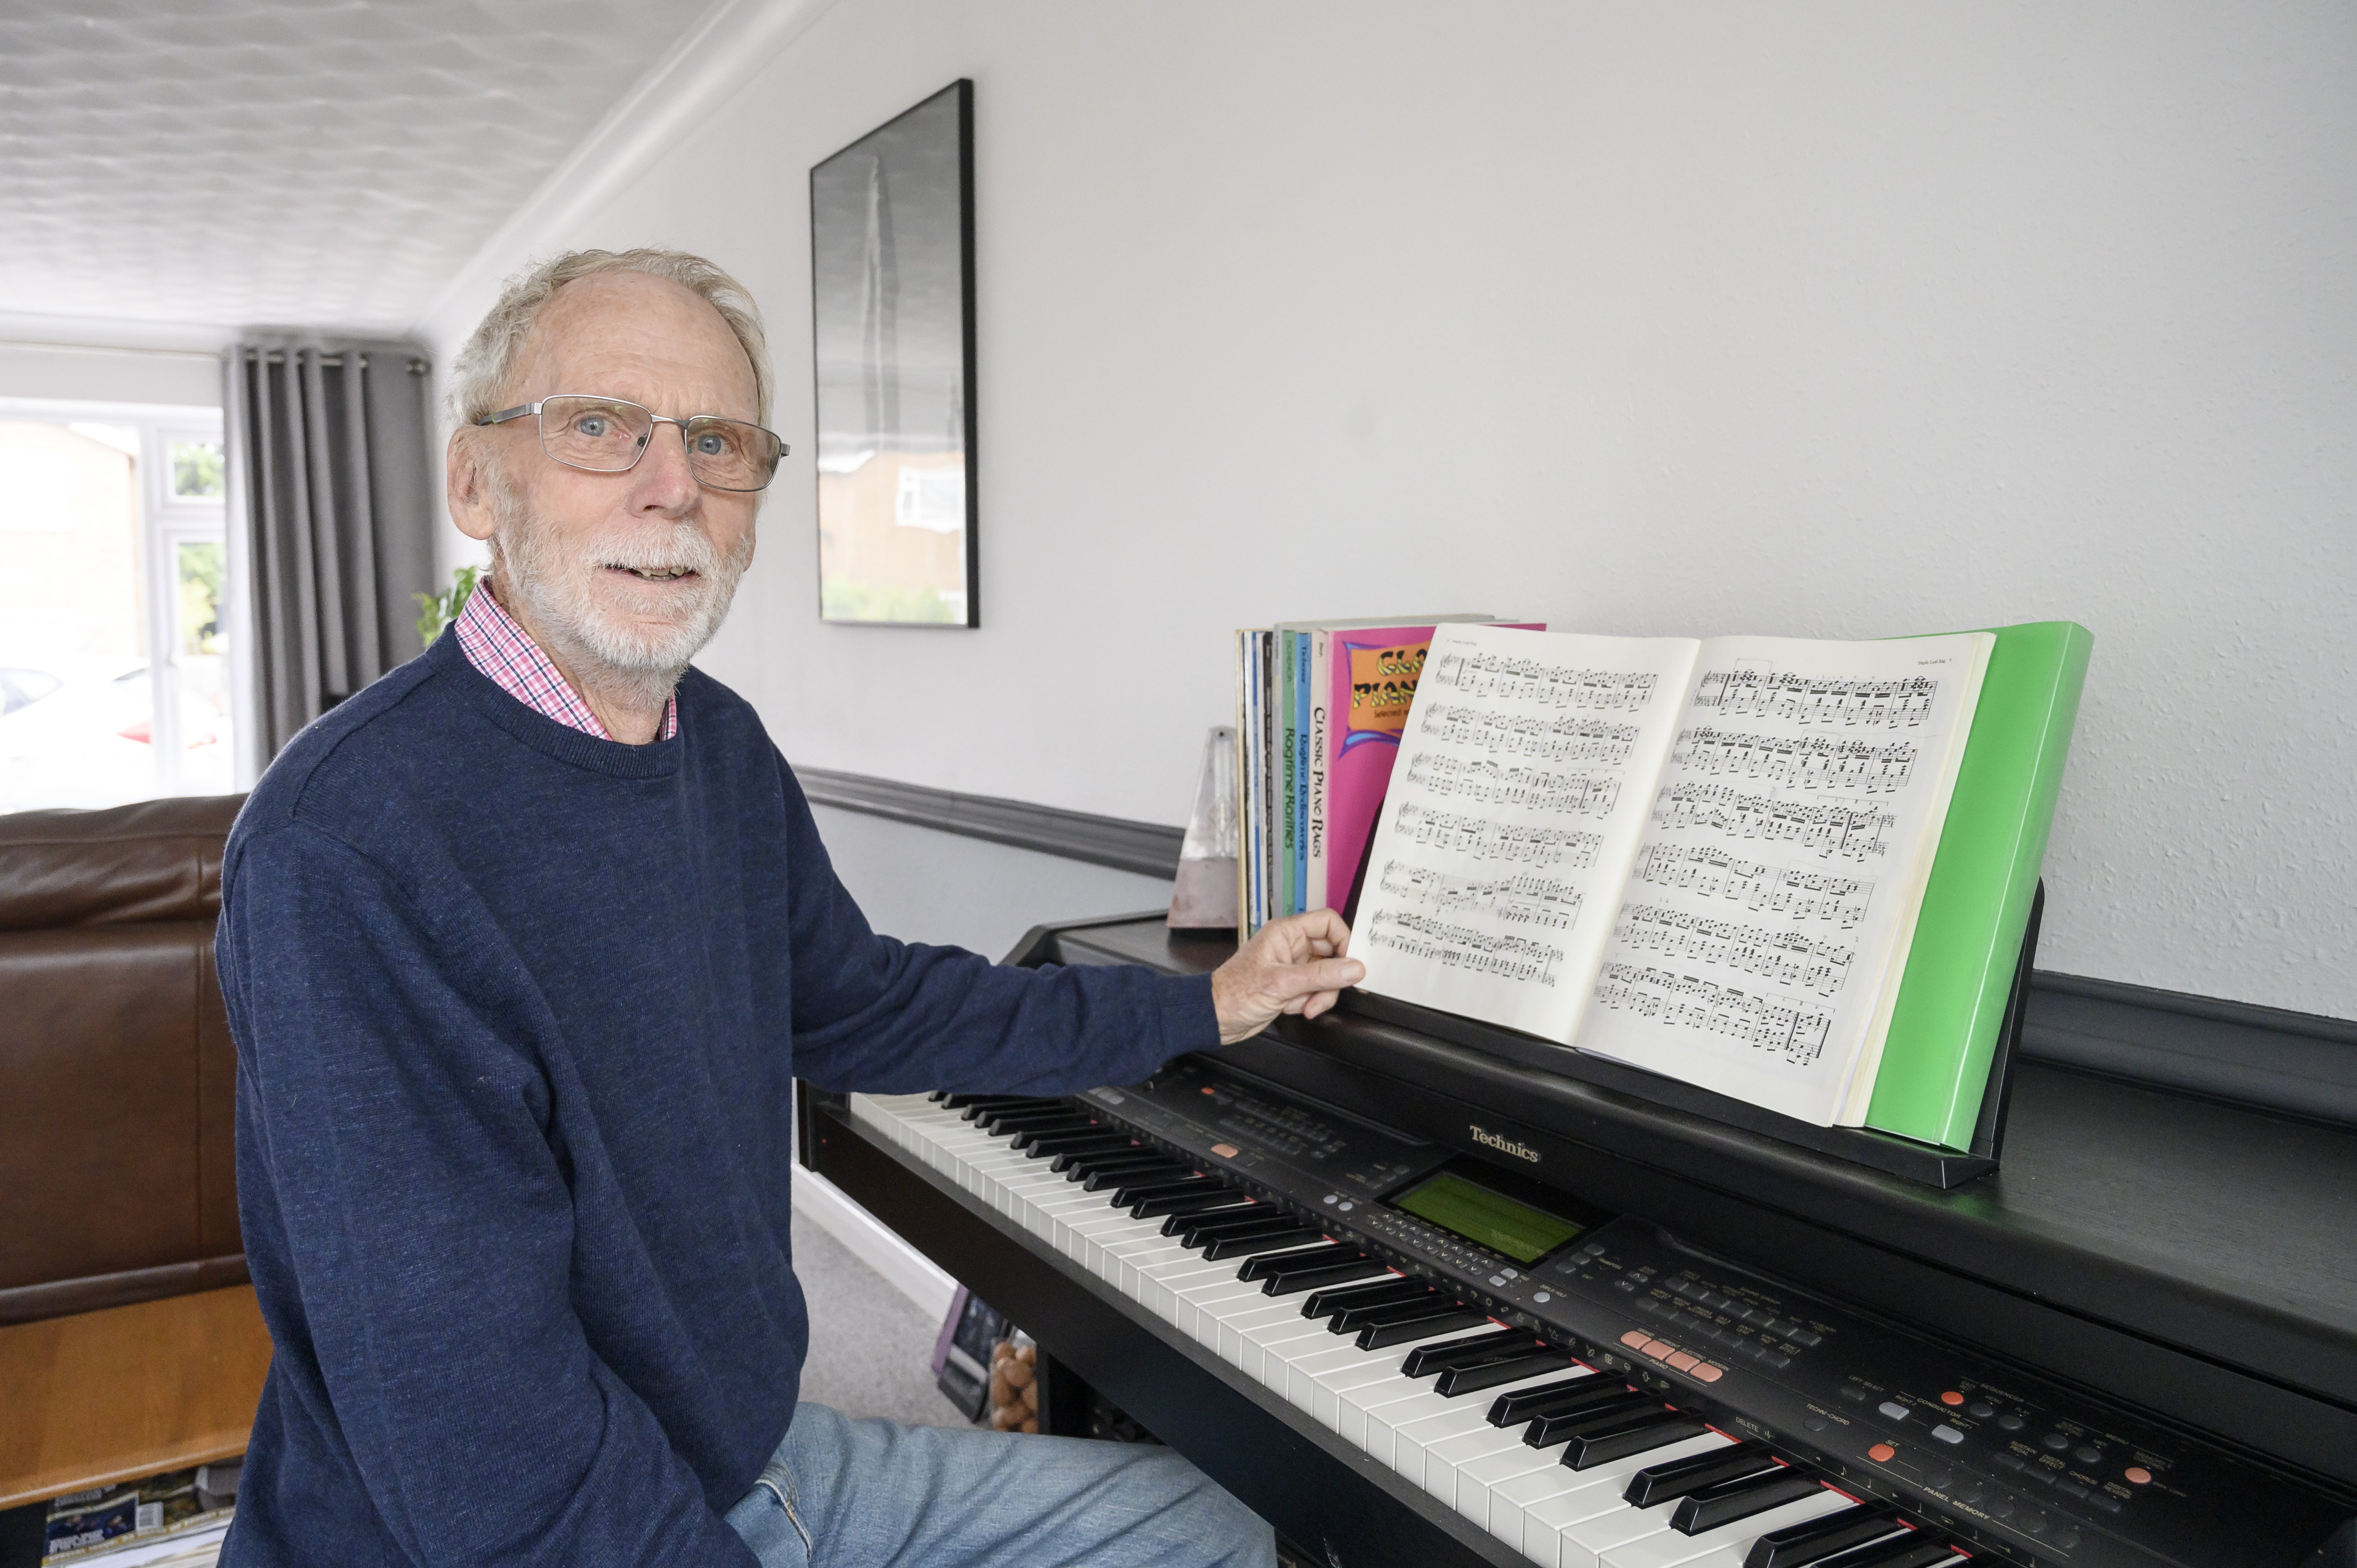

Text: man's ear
xmin=447 ymin=429 xmax=499 ymax=544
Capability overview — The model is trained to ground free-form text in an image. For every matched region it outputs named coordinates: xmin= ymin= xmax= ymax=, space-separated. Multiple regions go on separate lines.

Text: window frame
xmin=0 ymin=395 xmax=237 ymax=806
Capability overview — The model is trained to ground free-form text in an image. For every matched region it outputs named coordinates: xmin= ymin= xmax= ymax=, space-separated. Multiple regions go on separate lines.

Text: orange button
xmin=1691 ymin=1363 xmax=1724 ymax=1383
xmin=1868 ymin=1443 xmax=1897 ymax=1463
xmin=2125 ymin=1467 xmax=2152 ymax=1485
xmin=1621 ymin=1330 xmax=1652 ymax=1350
xmin=1666 ymin=1351 xmax=1700 ymax=1372
xmin=1211 ymin=1144 xmax=1238 ymax=1158
xmin=1940 ymin=1390 xmax=1964 ymax=1406
xmin=1641 ymin=1339 xmax=1675 ymax=1360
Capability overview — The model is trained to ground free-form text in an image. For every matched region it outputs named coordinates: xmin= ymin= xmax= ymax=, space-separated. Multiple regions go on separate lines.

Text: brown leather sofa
xmin=0 ymin=795 xmax=248 ymax=1325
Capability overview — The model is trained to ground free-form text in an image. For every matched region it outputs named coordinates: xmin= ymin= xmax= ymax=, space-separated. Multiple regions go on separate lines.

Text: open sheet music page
xmin=1574 ymin=632 xmax=1995 ymax=1126
xmin=1352 ymin=625 xmax=1702 ymax=1041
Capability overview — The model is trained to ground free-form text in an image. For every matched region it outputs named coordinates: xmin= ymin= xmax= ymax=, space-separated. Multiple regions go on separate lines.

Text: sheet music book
xmin=1351 ymin=623 xmax=2021 ymax=1132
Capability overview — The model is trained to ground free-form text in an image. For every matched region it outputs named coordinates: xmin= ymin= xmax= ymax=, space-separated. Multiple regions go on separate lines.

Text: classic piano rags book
xmin=1345 ymin=620 xmax=2090 ymax=1147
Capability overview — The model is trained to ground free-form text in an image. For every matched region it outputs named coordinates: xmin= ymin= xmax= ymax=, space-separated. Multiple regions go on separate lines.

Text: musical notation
xmin=1391 ymin=802 xmax=1604 ymax=869
xmin=1418 ymin=704 xmax=1642 ymax=765
xmin=1669 ymin=728 xmax=1918 ymax=794
xmin=1591 ymin=962 xmax=1834 ymax=1066
xmin=1610 ymin=903 xmax=1854 ymax=997
xmin=1693 ymin=669 xmax=1939 ymax=729
xmin=1375 ymin=861 xmax=1584 ymax=931
xmin=1630 ymin=846 xmax=1874 ymax=929
xmin=1649 ymin=783 xmax=1894 ymax=863
xmin=1427 ymin=652 xmax=1660 ymax=712
xmin=1365 ymin=910 xmax=1567 ymax=986
xmin=1401 ymin=754 xmax=1623 ymax=817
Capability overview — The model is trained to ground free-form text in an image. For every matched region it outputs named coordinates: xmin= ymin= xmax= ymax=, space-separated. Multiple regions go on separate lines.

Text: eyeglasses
xmin=477 ymin=395 xmax=788 ymax=492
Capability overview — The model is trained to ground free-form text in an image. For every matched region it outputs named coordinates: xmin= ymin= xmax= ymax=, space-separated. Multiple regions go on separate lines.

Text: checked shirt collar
xmin=452 ymin=578 xmax=679 ymax=743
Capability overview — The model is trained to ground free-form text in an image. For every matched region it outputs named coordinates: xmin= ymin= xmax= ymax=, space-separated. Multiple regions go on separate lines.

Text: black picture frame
xmin=809 ymin=79 xmax=979 ymax=628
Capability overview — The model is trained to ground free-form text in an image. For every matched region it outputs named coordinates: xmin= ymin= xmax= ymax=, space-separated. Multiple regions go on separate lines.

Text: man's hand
xmin=1209 ymin=909 xmax=1366 ymax=1044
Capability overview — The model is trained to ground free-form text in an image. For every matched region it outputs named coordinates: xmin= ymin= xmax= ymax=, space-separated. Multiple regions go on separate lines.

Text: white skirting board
xmin=792 ymin=1164 xmax=961 ymax=1323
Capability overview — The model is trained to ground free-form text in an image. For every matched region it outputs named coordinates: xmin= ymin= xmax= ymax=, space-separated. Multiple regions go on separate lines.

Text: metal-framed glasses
xmin=477 ymin=395 xmax=788 ymax=492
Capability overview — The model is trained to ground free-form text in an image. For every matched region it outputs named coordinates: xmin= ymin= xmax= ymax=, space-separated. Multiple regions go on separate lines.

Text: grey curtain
xmin=232 ymin=340 xmax=438 ymax=758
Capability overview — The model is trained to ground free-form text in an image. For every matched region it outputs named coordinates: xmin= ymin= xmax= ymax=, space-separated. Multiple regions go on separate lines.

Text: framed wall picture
xmin=811 ymin=79 xmax=979 ymax=627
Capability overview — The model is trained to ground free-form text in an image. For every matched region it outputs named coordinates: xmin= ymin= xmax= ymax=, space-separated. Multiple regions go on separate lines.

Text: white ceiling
xmin=0 ymin=0 xmax=722 ymax=340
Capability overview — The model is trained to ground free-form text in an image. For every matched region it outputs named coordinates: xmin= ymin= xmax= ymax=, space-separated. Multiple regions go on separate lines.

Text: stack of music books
xmin=1233 ymin=615 xmax=1538 ymax=938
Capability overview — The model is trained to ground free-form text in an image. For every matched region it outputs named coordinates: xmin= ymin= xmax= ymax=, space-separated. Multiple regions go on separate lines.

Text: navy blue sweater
xmin=214 ymin=632 xmax=1216 ymax=1567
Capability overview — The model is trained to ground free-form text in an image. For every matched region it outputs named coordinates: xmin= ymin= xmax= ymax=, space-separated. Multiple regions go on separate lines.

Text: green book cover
xmin=1277 ymin=630 xmax=1298 ymax=919
xmin=1863 ymin=620 xmax=2093 ymax=1149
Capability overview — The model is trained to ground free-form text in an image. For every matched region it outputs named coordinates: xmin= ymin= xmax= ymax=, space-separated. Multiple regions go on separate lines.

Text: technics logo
xmin=1469 ymin=1125 xmax=1540 ymax=1163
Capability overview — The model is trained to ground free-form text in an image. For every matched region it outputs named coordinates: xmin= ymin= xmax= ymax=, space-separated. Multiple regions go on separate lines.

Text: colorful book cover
xmin=1244 ymin=627 xmax=1263 ymax=943
xmin=1864 ymin=620 xmax=2093 ymax=1148
xmin=1305 ymin=630 xmax=1333 ymax=910
xmin=1293 ymin=630 xmax=1311 ymax=914
xmin=1325 ymin=622 xmax=1543 ymax=915
xmin=1258 ymin=630 xmax=1278 ymax=929
xmin=1277 ymin=629 xmax=1297 ymax=920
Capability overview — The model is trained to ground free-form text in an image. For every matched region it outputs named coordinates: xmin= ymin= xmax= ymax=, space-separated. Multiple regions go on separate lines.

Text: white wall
xmin=812 ymin=803 xmax=1174 ymax=960
xmin=419 ymin=0 xmax=2357 ymax=1019
xmin=0 ymin=342 xmax=223 ymax=410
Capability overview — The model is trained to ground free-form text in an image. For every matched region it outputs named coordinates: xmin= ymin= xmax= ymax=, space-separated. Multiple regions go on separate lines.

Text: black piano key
xmin=980 ymin=1108 xmax=1089 ymax=1135
xmin=1497 ymin=1377 xmax=1641 ymax=1430
xmin=1433 ymin=1347 xmax=1581 ymax=1397
xmin=1328 ymin=1292 xmax=1450 ymax=1333
xmin=1177 ymin=1210 xmax=1302 ymax=1246
xmin=1083 ymin=1163 xmax=1190 ymax=1192
xmin=1743 ymin=1505 xmax=1905 ymax=1568
xmin=1237 ymin=1241 xmax=1356 ymax=1281
xmin=1062 ymin=1150 xmax=1171 ymax=1178
xmin=1357 ymin=1307 xmax=1489 ymax=1350
xmin=1018 ymin=1129 xmax=1132 ymax=1156
xmin=1563 ymin=1411 xmax=1713 ymax=1470
xmin=1300 ymin=1275 xmax=1420 ymax=1318
xmin=1162 ymin=1201 xmax=1261 ymax=1235
xmin=927 ymin=1091 xmax=948 ymax=1102
xmin=1523 ymin=1391 xmax=1658 ymax=1446
xmin=1131 ymin=1187 xmax=1248 ymax=1220
xmin=1623 ymin=1441 xmax=1778 ymax=1507
xmin=1112 ymin=1175 xmax=1219 ymax=1208
xmin=1203 ymin=1226 xmax=1325 ymax=1261
xmin=1400 ymin=1327 xmax=1534 ymax=1377
xmin=1670 ymin=1469 xmax=1829 ymax=1534
xmin=949 ymin=1095 xmax=1043 ymax=1113
xmin=962 ymin=1098 xmax=1061 ymax=1121
xmin=1488 ymin=1374 xmax=1612 ymax=1427
xmin=1801 ymin=1537 xmax=1960 ymax=1568
xmin=1261 ymin=1255 xmax=1389 ymax=1297
xmin=1008 ymin=1122 xmax=1107 ymax=1151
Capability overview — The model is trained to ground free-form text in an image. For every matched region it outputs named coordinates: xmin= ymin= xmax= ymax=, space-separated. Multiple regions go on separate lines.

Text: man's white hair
xmin=446 ymin=247 xmax=772 ymax=430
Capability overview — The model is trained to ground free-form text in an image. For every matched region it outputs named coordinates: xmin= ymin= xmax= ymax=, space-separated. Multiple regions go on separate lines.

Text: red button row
xmin=1619 ymin=1329 xmax=1724 ymax=1383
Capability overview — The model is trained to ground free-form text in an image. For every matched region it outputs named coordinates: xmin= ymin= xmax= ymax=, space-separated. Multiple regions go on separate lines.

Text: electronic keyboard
xmin=841 ymin=1057 xmax=2350 ymax=1568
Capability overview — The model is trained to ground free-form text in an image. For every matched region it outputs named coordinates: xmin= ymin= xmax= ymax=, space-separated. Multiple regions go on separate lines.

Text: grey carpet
xmin=792 ymin=1210 xmax=975 ymax=1429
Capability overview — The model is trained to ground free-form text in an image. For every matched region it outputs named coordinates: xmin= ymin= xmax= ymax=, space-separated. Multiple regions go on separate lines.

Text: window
xmin=0 ymin=405 xmax=237 ymax=812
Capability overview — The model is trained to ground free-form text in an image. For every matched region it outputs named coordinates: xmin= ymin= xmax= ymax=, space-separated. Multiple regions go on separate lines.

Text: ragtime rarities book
xmin=1247 ymin=619 xmax=2088 ymax=1149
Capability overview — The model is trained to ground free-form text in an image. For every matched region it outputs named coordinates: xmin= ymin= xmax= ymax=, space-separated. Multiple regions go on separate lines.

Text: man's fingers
xmin=1269 ymin=956 xmax=1364 ymax=997
xmin=1301 ymin=906 xmax=1353 ymax=958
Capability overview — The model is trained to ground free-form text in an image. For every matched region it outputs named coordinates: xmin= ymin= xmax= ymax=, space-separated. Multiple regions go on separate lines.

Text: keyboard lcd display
xmin=1388 ymin=1170 xmax=1586 ymax=1264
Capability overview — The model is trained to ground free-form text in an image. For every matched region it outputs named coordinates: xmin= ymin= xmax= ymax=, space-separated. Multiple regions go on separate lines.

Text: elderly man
xmin=215 ymin=248 xmax=1361 ymax=1568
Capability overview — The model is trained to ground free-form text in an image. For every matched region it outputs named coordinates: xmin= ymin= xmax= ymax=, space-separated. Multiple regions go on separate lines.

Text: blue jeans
xmin=722 ymin=1402 xmax=1276 ymax=1568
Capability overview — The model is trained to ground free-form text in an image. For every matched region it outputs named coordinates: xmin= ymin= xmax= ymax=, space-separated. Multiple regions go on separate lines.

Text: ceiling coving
xmin=0 ymin=0 xmax=715 ymax=335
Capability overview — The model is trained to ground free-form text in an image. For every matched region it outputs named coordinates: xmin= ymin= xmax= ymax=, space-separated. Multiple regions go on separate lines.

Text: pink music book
xmin=1325 ymin=620 xmax=1543 ymax=913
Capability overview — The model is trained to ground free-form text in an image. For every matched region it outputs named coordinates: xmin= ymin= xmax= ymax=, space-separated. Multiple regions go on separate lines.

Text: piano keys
xmin=848 ymin=1090 xmax=1940 ymax=1568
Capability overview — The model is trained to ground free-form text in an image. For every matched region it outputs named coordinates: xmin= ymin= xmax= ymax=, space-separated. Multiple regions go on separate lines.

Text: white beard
xmin=488 ymin=469 xmax=752 ymax=717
